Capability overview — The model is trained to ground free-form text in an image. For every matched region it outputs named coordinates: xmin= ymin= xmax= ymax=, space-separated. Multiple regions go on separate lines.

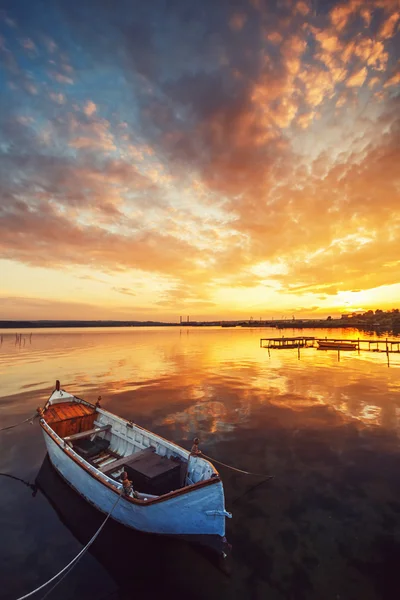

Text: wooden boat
xmin=317 ymin=340 xmax=357 ymax=350
xmin=38 ymin=381 xmax=231 ymax=555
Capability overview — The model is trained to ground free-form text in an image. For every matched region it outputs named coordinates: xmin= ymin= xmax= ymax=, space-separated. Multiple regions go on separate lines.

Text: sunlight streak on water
xmin=0 ymin=326 xmax=399 ymax=437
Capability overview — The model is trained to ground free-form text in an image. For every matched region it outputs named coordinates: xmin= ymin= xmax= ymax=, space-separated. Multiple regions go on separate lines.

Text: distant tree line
xmin=340 ymin=309 xmax=400 ymax=333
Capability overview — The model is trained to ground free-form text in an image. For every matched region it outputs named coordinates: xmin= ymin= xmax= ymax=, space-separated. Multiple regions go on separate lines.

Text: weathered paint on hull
xmin=43 ymin=428 xmax=227 ymax=539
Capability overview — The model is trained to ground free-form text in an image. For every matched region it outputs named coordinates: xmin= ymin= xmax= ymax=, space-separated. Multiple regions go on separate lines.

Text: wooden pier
xmin=260 ymin=336 xmax=400 ymax=353
xmin=260 ymin=336 xmax=315 ymax=349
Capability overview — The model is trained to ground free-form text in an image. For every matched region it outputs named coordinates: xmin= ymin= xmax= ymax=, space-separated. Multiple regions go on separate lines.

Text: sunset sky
xmin=0 ymin=0 xmax=399 ymax=321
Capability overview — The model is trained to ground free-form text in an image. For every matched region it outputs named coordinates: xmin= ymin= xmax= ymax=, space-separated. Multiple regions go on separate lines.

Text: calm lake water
xmin=1 ymin=326 xmax=400 ymax=600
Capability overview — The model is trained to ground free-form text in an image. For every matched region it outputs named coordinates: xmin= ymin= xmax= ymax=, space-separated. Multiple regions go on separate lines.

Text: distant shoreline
xmin=0 ymin=317 xmax=398 ymax=334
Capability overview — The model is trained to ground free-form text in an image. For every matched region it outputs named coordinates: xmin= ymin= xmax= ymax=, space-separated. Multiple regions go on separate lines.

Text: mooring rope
xmin=16 ymin=489 xmax=123 ymax=600
xmin=0 ymin=472 xmax=37 ymax=495
xmin=232 ymin=478 xmax=273 ymax=505
xmin=0 ymin=412 xmax=38 ymax=432
xmin=201 ymin=453 xmax=274 ymax=479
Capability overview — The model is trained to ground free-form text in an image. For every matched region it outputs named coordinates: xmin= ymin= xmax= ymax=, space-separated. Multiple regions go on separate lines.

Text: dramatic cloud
xmin=0 ymin=0 xmax=399 ymax=319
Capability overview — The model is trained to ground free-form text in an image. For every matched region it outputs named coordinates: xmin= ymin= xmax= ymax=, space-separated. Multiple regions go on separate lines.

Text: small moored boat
xmin=317 ymin=340 xmax=358 ymax=350
xmin=38 ymin=381 xmax=231 ymax=554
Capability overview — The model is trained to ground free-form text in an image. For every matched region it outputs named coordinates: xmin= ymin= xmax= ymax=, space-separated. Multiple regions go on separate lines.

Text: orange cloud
xmin=313 ymin=29 xmax=343 ymax=53
xmin=378 ymin=11 xmax=399 ymax=39
xmin=330 ymin=0 xmax=362 ymax=32
xmin=0 ymin=198 xmax=202 ymax=277
xmin=345 ymin=67 xmax=367 ymax=87
xmin=384 ymin=71 xmax=400 ymax=87
xmin=296 ymin=111 xmax=315 ymax=128
xmin=353 ymin=38 xmax=388 ymax=70
xmin=295 ymin=1 xmax=310 ymax=16
xmin=281 ymin=35 xmax=307 ymax=76
xmin=267 ymin=31 xmax=283 ymax=44
xmin=272 ymin=97 xmax=299 ymax=128
xmin=335 ymin=94 xmax=347 ymax=107
xmin=299 ymin=67 xmax=336 ymax=107
xmin=69 ymin=115 xmax=116 ymax=152
xmin=368 ymin=76 xmax=380 ymax=88
xmin=360 ymin=8 xmax=372 ymax=27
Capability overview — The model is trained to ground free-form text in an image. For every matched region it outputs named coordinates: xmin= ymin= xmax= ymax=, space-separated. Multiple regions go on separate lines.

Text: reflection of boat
xmin=317 ymin=340 xmax=358 ymax=350
xmin=35 ymin=455 xmax=231 ymax=597
xmin=38 ymin=382 xmax=231 ymax=555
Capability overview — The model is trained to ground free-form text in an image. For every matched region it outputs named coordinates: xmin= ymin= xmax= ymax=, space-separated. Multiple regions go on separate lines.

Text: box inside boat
xmin=119 ymin=448 xmax=182 ymax=496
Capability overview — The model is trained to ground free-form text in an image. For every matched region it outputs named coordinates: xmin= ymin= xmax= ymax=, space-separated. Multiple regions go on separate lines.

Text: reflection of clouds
xmin=156 ymin=399 xmax=238 ymax=441
xmin=1 ymin=327 xmax=400 ymax=437
xmin=268 ymin=393 xmax=325 ymax=410
xmin=359 ymin=403 xmax=381 ymax=424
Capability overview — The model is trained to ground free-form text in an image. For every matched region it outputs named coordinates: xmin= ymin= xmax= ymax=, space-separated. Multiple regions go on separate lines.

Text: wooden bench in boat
xmin=101 ymin=447 xmax=182 ymax=495
xmin=99 ymin=449 xmax=147 ymax=474
xmin=64 ymin=424 xmax=111 ymax=442
xmin=65 ymin=426 xmax=112 ymax=459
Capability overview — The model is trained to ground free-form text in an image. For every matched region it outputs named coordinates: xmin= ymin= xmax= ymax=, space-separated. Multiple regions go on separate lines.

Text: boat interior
xmin=44 ymin=400 xmax=216 ymax=498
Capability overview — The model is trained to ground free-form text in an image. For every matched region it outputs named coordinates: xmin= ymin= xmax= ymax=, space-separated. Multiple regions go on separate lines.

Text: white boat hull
xmin=43 ymin=425 xmax=228 ymax=539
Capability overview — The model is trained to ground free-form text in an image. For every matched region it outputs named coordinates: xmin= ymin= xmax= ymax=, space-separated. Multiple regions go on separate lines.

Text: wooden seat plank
xmin=99 ymin=450 xmax=147 ymax=474
xmin=64 ymin=424 xmax=111 ymax=442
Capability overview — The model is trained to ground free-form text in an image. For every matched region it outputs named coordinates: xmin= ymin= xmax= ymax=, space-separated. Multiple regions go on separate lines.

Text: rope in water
xmin=201 ymin=453 xmax=274 ymax=479
xmin=16 ymin=490 xmax=123 ymax=600
xmin=0 ymin=472 xmax=37 ymax=494
xmin=0 ymin=412 xmax=38 ymax=432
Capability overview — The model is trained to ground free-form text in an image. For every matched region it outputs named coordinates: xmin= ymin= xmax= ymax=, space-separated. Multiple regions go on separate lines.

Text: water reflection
xmin=0 ymin=327 xmax=399 ymax=437
xmin=1 ymin=327 xmax=400 ymax=599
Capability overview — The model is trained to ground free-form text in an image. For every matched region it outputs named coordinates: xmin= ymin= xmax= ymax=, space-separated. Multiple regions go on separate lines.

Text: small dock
xmin=316 ymin=338 xmax=400 ymax=353
xmin=260 ymin=336 xmax=315 ymax=349
xmin=260 ymin=337 xmax=400 ymax=353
